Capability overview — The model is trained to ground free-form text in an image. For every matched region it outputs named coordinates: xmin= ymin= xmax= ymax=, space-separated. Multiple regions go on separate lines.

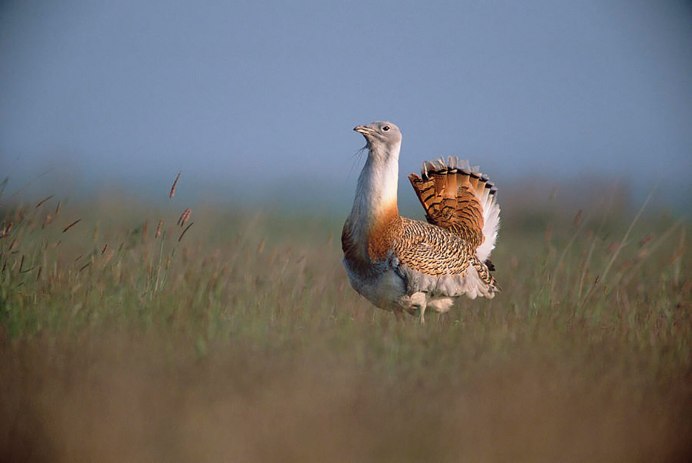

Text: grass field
xmin=0 ymin=185 xmax=690 ymax=462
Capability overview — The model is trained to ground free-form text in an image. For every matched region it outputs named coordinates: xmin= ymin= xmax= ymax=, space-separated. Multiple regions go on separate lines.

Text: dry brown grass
xmin=3 ymin=331 xmax=688 ymax=463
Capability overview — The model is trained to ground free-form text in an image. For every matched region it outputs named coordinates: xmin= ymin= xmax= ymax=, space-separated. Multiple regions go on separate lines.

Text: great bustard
xmin=342 ymin=121 xmax=500 ymax=322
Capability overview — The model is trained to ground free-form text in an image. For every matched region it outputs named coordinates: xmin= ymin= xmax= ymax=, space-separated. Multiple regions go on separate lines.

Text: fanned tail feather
xmin=408 ymin=156 xmax=500 ymax=262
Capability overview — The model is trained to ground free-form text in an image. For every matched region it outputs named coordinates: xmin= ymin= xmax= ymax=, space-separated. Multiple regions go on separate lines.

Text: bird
xmin=342 ymin=121 xmax=500 ymax=322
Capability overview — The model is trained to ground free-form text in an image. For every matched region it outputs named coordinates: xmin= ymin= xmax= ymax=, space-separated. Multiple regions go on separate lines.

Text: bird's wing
xmin=408 ymin=157 xmax=500 ymax=262
xmin=392 ymin=218 xmax=474 ymax=276
xmin=391 ymin=218 xmax=497 ymax=296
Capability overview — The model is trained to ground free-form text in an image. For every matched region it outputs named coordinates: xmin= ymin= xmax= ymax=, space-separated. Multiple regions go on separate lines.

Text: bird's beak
xmin=354 ymin=125 xmax=371 ymax=135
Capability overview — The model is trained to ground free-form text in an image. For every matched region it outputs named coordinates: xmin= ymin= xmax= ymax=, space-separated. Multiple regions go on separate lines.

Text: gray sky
xmin=1 ymin=0 xmax=690 ymax=207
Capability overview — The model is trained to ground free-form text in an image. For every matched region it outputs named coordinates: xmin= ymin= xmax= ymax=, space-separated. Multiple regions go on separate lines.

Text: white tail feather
xmin=476 ymin=192 xmax=500 ymax=262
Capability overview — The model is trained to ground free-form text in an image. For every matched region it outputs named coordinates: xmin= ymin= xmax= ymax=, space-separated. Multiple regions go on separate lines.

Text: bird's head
xmin=354 ymin=121 xmax=402 ymax=157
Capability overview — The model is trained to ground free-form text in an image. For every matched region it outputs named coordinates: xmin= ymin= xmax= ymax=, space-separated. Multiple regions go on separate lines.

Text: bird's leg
xmin=408 ymin=292 xmax=428 ymax=324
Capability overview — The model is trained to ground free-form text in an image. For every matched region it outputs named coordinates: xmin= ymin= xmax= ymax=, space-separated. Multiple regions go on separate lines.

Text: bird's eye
xmin=382 ymin=125 xmax=390 ymax=132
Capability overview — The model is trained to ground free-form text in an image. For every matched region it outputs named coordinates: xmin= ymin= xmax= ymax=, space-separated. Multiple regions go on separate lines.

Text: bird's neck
xmin=350 ymin=146 xmax=400 ymax=225
xmin=345 ymin=145 xmax=401 ymax=261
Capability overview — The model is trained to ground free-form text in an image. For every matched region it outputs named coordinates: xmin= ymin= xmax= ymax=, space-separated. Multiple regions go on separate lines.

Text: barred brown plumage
xmin=343 ymin=121 xmax=501 ymax=322
xmin=394 ymin=218 xmax=472 ymax=276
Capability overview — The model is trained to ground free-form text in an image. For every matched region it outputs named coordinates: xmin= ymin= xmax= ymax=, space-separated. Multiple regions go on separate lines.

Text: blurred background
xmin=1 ymin=4 xmax=690 ymax=461
xmin=1 ymin=0 xmax=690 ymax=211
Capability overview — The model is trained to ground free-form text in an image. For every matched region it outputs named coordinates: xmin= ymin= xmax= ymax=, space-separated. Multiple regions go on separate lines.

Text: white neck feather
xmin=348 ymin=143 xmax=400 ymax=227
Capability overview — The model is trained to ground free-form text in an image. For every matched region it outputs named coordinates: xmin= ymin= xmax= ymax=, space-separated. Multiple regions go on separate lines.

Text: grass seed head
xmin=155 ymin=220 xmax=164 ymax=239
xmin=169 ymin=172 xmax=181 ymax=199
xmin=177 ymin=208 xmax=192 ymax=227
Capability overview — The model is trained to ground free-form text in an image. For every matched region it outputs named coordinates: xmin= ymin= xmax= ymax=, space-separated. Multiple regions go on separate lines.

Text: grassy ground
xmin=0 ymin=189 xmax=689 ymax=462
